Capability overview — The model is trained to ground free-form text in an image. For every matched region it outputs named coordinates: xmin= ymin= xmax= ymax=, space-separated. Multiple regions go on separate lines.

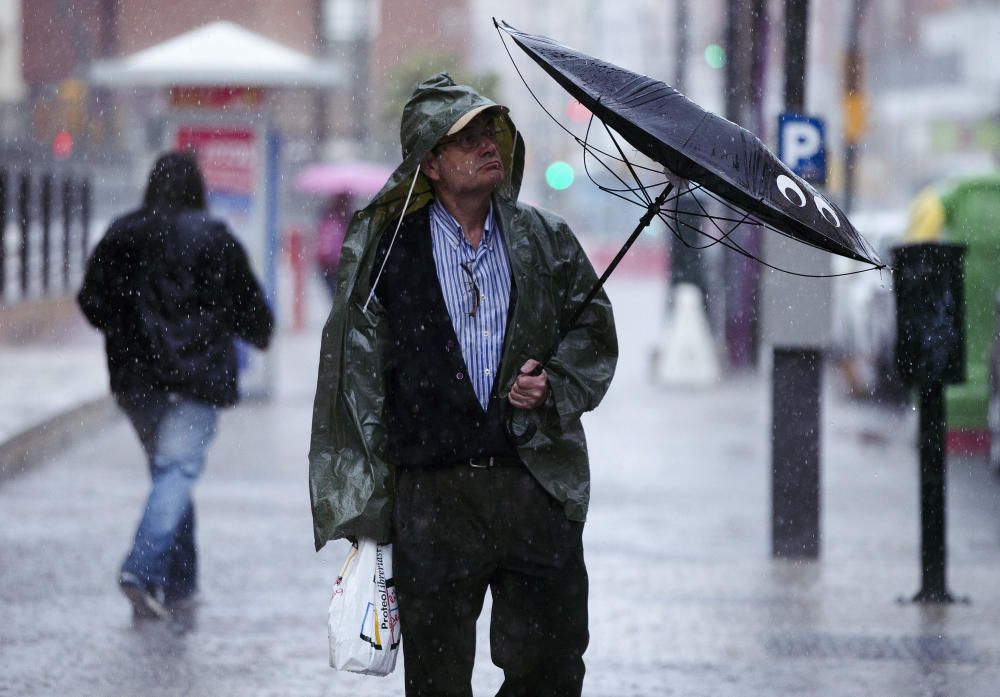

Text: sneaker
xmin=119 ymin=572 xmax=169 ymax=620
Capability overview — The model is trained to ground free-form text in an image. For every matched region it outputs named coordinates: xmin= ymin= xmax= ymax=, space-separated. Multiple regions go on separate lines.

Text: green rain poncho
xmin=309 ymin=73 xmax=618 ymax=549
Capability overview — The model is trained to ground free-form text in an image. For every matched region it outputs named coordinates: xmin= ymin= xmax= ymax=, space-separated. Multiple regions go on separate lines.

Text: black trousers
xmin=393 ymin=465 xmax=589 ymax=697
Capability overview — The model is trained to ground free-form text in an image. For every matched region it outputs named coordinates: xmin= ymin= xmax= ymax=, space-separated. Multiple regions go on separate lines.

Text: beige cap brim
xmin=446 ymin=104 xmax=507 ymax=135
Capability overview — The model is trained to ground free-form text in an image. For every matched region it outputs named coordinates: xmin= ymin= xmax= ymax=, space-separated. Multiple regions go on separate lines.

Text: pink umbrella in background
xmin=287 ymin=161 xmax=393 ymax=330
xmin=293 ymin=160 xmax=393 ymax=197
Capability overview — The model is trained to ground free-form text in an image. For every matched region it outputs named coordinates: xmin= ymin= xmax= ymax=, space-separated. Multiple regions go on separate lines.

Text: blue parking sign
xmin=778 ymin=113 xmax=826 ymax=185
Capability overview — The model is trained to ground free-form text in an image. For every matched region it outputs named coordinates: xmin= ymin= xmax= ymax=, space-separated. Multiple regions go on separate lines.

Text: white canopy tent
xmin=90 ymin=20 xmax=339 ymax=88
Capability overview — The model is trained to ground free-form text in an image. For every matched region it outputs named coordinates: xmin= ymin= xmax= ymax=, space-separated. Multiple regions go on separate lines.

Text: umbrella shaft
xmin=540 ymin=183 xmax=673 ymax=372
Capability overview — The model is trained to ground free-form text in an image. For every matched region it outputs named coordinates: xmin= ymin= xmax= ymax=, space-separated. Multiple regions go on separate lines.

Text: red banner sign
xmin=176 ymin=126 xmax=256 ymax=197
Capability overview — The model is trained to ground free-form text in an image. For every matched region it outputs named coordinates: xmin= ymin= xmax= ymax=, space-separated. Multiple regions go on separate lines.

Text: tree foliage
xmin=375 ymin=50 xmax=500 ymax=150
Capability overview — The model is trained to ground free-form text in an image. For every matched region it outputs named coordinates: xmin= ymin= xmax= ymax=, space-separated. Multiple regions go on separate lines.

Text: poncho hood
xmin=366 ymin=72 xmax=525 ymax=226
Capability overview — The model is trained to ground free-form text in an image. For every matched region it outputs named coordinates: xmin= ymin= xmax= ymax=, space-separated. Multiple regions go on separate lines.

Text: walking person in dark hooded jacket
xmin=79 ymin=151 xmax=273 ymax=620
xmin=310 ymin=74 xmax=618 ymax=696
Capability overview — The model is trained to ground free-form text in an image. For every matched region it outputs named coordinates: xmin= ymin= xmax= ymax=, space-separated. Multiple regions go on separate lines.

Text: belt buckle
xmin=469 ymin=456 xmax=493 ymax=469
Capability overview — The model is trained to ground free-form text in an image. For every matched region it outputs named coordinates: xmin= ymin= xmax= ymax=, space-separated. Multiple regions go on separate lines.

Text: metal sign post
xmin=768 ymin=116 xmax=829 ymax=559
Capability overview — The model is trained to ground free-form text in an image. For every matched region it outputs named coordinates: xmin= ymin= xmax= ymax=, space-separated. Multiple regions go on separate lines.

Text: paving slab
xmin=0 ymin=310 xmax=109 ymax=479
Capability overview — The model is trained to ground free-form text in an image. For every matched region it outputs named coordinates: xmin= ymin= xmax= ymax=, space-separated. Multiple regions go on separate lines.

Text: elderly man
xmin=309 ymin=73 xmax=617 ymax=696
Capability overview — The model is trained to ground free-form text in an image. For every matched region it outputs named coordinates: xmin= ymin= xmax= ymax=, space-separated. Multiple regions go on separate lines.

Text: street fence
xmin=0 ymin=167 xmax=92 ymax=304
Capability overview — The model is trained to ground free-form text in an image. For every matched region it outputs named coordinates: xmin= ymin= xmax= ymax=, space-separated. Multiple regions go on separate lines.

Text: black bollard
xmin=41 ymin=173 xmax=52 ymax=294
xmin=0 ymin=169 xmax=6 ymax=300
xmin=18 ymin=172 xmax=31 ymax=296
xmin=62 ymin=177 xmax=72 ymax=290
xmin=80 ymin=178 xmax=91 ymax=262
xmin=892 ymin=242 xmax=967 ymax=603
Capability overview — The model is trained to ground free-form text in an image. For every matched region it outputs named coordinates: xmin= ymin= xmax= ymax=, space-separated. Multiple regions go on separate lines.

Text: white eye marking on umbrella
xmin=776 ymin=174 xmax=806 ymax=207
xmin=814 ymin=195 xmax=841 ymax=228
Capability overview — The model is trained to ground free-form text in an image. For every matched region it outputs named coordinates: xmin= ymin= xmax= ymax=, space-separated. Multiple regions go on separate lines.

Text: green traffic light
xmin=545 ymin=161 xmax=574 ymax=190
xmin=704 ymin=44 xmax=726 ymax=69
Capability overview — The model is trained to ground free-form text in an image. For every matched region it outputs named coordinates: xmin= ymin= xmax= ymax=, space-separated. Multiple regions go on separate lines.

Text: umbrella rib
xmin=660 ymin=205 xmax=751 ymax=251
xmin=582 ymin=151 xmax=671 ymax=195
xmin=658 ymin=181 xmax=747 ymax=249
xmin=601 ymin=119 xmax=653 ymax=207
xmin=496 ymin=21 xmax=674 ymax=183
xmin=560 ymin=108 xmax=668 ymax=179
xmin=580 ymin=115 xmax=649 ymax=204
xmin=582 ymin=172 xmax=874 ymax=276
xmin=666 ymin=190 xmax=883 ymax=277
xmin=577 ymin=134 xmax=649 ymax=209
xmin=659 ymin=202 xmax=762 ymax=264
xmin=661 ymin=183 xmax=859 ymax=270
xmin=683 ymin=183 xmax=866 ymax=262
xmin=718 ymin=231 xmax=880 ymax=278
xmin=684 ymin=184 xmax=786 ymax=240
xmin=659 ymin=203 xmax=779 ymax=271
xmin=562 ymin=121 xmax=666 ymax=175
xmin=663 ymin=155 xmax=884 ymax=269
xmin=576 ymin=120 xmax=688 ymax=216
xmin=494 ymin=22 xmax=594 ymax=149
xmin=657 ymin=210 xmax=719 ymax=250
xmin=658 ymin=210 xmax=728 ymax=251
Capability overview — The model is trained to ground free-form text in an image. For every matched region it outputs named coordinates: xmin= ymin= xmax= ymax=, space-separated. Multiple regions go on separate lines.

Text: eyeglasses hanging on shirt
xmin=460 ymin=262 xmax=480 ymax=318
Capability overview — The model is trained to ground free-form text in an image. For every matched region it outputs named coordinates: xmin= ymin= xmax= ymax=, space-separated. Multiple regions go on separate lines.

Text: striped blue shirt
xmin=429 ymin=199 xmax=512 ymax=411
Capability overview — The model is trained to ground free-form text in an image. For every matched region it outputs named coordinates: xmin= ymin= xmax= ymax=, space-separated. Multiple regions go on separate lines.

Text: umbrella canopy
xmin=294 ymin=161 xmax=393 ymax=197
xmin=496 ymin=21 xmax=882 ymax=268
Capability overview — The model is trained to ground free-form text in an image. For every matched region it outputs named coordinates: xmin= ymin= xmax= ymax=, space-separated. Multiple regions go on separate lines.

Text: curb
xmin=0 ymin=396 xmax=120 ymax=483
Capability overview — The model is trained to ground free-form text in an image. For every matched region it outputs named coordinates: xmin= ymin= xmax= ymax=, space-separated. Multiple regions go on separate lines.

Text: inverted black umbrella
xmin=496 ymin=20 xmax=884 ymax=443
xmin=496 ymin=20 xmax=883 ymax=267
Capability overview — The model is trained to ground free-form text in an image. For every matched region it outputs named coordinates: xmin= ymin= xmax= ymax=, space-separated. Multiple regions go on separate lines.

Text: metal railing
xmin=1 ymin=168 xmax=91 ymax=304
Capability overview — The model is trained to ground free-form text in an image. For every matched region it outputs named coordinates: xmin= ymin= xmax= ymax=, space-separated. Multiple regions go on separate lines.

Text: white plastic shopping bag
xmin=328 ymin=539 xmax=401 ymax=676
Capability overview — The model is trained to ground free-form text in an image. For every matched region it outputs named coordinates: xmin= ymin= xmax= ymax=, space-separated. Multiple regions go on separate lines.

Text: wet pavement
xmin=3 ymin=275 xmax=1000 ymax=696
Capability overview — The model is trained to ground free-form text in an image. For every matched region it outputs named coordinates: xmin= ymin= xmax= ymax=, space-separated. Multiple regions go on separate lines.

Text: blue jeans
xmin=118 ymin=393 xmax=218 ymax=601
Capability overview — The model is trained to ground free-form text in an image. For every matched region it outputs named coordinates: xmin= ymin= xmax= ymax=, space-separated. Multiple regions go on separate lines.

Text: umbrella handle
xmin=503 ymin=405 xmax=538 ymax=445
xmin=503 ymin=363 xmax=545 ymax=445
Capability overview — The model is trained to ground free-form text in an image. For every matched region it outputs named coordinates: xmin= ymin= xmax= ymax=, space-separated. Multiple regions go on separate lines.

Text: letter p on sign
xmin=778 ymin=113 xmax=827 ymax=185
